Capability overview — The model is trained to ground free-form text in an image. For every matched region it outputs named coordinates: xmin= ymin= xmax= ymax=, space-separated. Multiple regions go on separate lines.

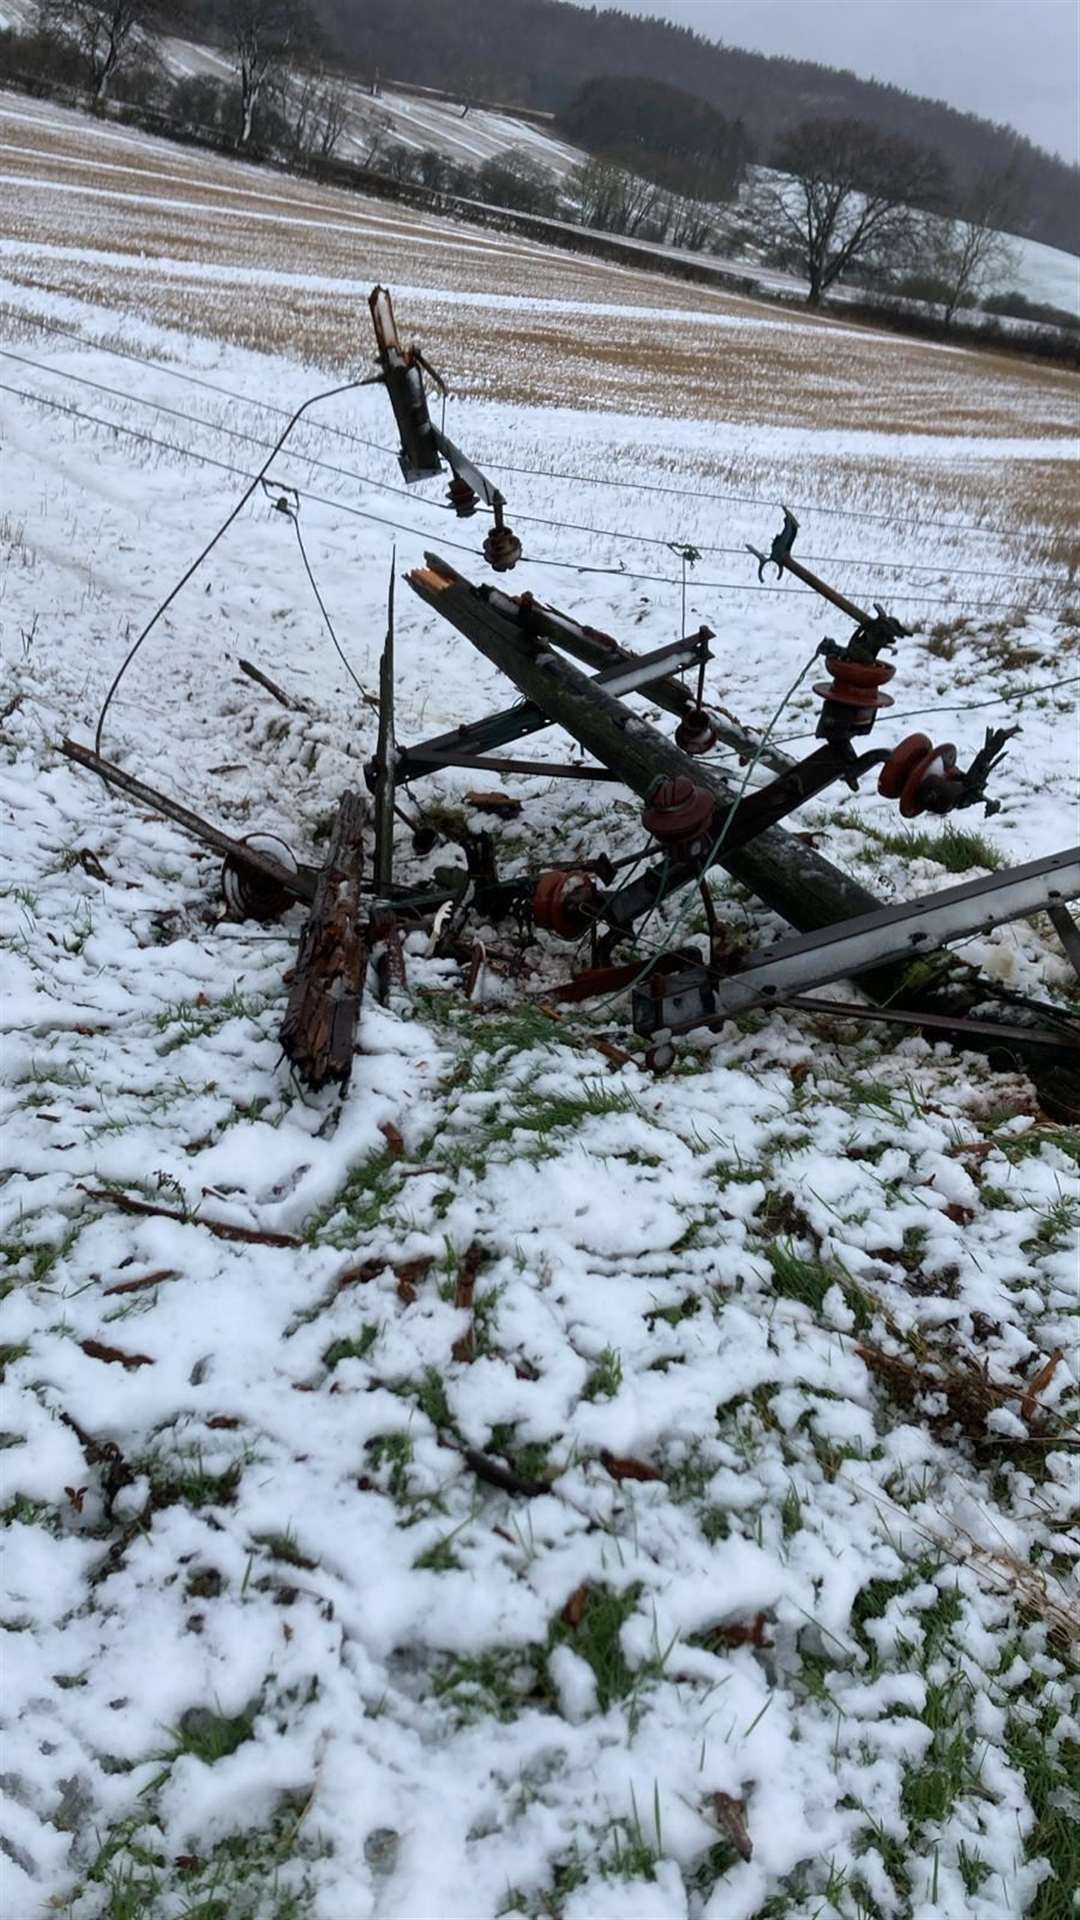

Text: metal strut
xmin=633 ymin=846 xmax=1080 ymax=1039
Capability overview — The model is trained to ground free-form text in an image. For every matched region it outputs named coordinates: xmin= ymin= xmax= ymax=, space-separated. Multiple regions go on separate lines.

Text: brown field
xmin=3 ymin=91 xmax=1078 ymax=444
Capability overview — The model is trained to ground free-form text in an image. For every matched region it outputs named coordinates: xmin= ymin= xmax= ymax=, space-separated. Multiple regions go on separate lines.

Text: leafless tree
xmin=287 ymin=66 xmax=350 ymax=161
xmin=757 ymin=116 xmax=949 ymax=306
xmin=928 ymin=166 xmax=1025 ymax=325
xmin=220 ymin=0 xmax=310 ymax=146
xmin=39 ymin=0 xmax=158 ymax=99
xmin=570 ymin=157 xmax=662 ymax=239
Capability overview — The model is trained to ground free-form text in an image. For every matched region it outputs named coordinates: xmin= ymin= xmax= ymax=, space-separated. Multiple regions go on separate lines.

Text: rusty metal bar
xmin=59 ymin=737 xmax=317 ymax=903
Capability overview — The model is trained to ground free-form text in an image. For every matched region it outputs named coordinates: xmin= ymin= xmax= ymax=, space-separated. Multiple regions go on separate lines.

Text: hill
xmin=307 ymin=0 xmax=1079 ymax=253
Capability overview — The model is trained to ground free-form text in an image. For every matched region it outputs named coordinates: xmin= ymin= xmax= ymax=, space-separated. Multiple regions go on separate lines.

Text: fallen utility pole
xmin=406 ymin=557 xmax=879 ymax=931
xmin=406 ymin=556 xmax=1080 ymax=1113
xmin=392 ymin=628 xmax=712 ymax=783
xmin=280 ymin=790 xmax=367 ymax=1089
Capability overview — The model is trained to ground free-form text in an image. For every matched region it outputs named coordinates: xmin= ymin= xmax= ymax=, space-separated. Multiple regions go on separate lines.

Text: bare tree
xmin=220 ymin=0 xmax=309 ymax=146
xmin=287 ymin=66 xmax=350 ymax=161
xmin=570 ymin=157 xmax=662 ymax=238
xmin=757 ymin=116 xmax=949 ymax=307
xmin=928 ymin=166 xmax=1025 ymax=325
xmin=39 ymin=0 xmax=157 ymax=99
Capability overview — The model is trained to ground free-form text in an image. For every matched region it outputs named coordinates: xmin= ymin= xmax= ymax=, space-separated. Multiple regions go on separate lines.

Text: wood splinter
xmin=280 ymin=789 xmax=367 ymax=1089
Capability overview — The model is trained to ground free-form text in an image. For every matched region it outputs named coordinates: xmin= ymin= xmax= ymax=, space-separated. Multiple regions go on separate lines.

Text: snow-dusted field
xmin=1 ymin=90 xmax=1078 ymax=1920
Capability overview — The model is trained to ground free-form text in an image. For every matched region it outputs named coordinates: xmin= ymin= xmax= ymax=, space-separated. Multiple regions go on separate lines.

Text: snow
xmin=1 ymin=89 xmax=1078 ymax=1920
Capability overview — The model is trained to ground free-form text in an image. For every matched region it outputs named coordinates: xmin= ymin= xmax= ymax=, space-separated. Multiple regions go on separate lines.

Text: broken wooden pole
xmin=406 ymin=559 xmax=873 ymax=930
xmin=424 ymin=557 xmax=794 ymax=775
xmin=280 ymin=790 xmax=367 ymax=1089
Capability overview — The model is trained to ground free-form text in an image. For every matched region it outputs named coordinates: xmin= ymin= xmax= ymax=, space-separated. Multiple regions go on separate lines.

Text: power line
xmin=92 ymin=374 xmax=371 ymax=755
xmin=0 ymin=344 xmax=452 ymax=517
xmin=464 ymin=450 xmax=1057 ymax=545
xmin=772 ymin=672 xmax=1080 ymax=744
xmin=0 ymin=371 xmax=1059 ymax=618
xmin=2 ymin=308 xmax=397 ymax=458
xmin=5 ymin=308 xmax=1064 ymax=564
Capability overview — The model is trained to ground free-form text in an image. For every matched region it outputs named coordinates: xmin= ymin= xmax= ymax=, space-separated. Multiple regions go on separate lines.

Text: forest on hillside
xmin=295 ymin=0 xmax=1077 ymax=253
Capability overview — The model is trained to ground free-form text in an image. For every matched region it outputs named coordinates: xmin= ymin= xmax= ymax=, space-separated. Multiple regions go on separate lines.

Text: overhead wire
xmin=4 ymin=309 xmax=1068 ymax=567
xmin=772 ymin=671 xmax=1080 ymax=744
xmin=91 ymin=372 xmax=370 ymax=757
xmin=1 ymin=371 xmax=1062 ymax=622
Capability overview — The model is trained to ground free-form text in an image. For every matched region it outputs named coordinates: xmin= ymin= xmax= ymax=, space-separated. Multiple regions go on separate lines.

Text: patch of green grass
xmin=781 ymin=1482 xmax=802 ymax=1539
xmin=432 ymin=1647 xmax=547 ymax=1723
xmin=149 ymin=1704 xmax=257 ymax=1791
xmin=547 ymin=1583 xmax=641 ymax=1712
xmin=155 ymin=989 xmax=276 ymax=1054
xmin=322 ymin=1324 xmax=378 ymax=1370
xmin=141 ymin=1442 xmax=246 ymax=1509
xmin=1022 ymin=1193 xmax=1080 ymax=1255
xmin=67 ymin=1800 xmax=324 ymax=1919
xmin=582 ymin=1346 xmax=623 ymax=1401
xmin=1 ymin=1220 xmax=81 ymax=1295
xmin=862 ymin=822 xmax=1005 ymax=873
xmin=765 ymin=1241 xmax=832 ymax=1314
xmin=1006 ymin=1705 xmax=1080 ymax=1920
xmin=956 ymin=1842 xmax=992 ymax=1897
xmin=601 ymin=1788 xmax=661 ymax=1881
xmin=303 ymin=1147 xmax=401 ymax=1246
xmin=253 ymin=1530 xmax=318 ymax=1572
xmin=414 ymin=1366 xmax=453 ymax=1432
xmin=901 ymin=1677 xmax=981 ymax=1825
xmin=366 ymin=1432 xmax=413 ymax=1500
xmin=0 ymin=1341 xmax=28 ymax=1377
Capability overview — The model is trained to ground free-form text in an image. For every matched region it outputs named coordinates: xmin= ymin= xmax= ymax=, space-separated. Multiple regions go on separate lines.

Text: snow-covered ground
xmin=1 ymin=90 xmax=1078 ymax=1920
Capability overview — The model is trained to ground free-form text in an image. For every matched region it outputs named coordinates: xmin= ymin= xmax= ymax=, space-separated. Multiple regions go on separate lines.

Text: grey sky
xmin=616 ymin=1 xmax=1079 ymax=162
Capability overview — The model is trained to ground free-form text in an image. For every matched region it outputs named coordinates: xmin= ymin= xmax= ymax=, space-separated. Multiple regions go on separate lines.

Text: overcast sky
xmin=616 ymin=1 xmax=1078 ymax=162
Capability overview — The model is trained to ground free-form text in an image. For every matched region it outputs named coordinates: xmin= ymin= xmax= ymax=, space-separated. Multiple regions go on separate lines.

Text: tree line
xmin=308 ymin=0 xmax=1077 ymax=257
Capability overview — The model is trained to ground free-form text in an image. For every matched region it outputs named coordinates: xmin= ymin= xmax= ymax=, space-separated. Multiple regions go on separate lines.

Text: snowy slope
xmin=1 ymin=89 xmax=1078 ymax=1920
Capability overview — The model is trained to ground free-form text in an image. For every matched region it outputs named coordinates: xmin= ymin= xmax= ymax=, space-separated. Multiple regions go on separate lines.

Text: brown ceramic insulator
xmin=812 ymin=656 xmax=896 ymax=712
xmin=482 ymin=523 xmax=523 ymax=572
xmin=447 ymin=476 xmax=478 ymax=518
xmin=674 ymin=710 xmax=720 ymax=756
xmin=899 ymin=742 xmax=959 ymax=817
xmin=878 ymin=733 xmax=933 ymax=799
xmin=641 ymin=775 xmax=716 ymax=851
xmin=532 ymin=868 xmax=599 ymax=939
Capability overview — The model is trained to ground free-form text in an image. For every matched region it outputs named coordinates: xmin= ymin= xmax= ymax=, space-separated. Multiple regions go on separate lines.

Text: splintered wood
xmin=280 ymin=790 xmax=367 ymax=1089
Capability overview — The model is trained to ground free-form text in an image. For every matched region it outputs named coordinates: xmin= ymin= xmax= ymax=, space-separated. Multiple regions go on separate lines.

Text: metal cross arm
xmin=391 ymin=623 xmax=713 ymax=785
xmin=633 ymin=846 xmax=1080 ymax=1037
xmin=747 ymin=506 xmax=909 ymax=651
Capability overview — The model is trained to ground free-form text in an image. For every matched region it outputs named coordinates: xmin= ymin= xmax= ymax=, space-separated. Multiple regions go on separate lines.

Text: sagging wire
xmin=771 ymin=671 xmax=1080 ymax=745
xmin=93 ymin=373 xmax=370 ymax=756
xmin=262 ymin=482 xmax=378 ymax=714
xmin=4 ymin=323 xmax=1072 ymax=587
xmin=0 ymin=371 xmax=1063 ymax=619
xmin=0 ymin=344 xmax=457 ymax=519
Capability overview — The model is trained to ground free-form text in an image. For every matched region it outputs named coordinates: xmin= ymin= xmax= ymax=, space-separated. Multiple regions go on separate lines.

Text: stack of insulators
xmin=814 ymin=656 xmax=895 ymax=740
xmin=447 ymin=476 xmax=478 ymax=518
